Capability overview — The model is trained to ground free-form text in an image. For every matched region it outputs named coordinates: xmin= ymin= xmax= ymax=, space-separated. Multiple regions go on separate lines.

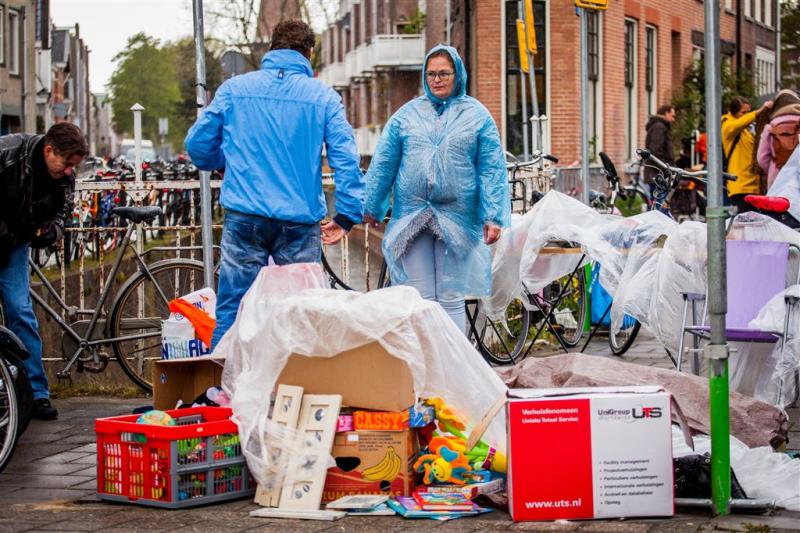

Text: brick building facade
xmin=317 ymin=1 xmax=778 ymax=166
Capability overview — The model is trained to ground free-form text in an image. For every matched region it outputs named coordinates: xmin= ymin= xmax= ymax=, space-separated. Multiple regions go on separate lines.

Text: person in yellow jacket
xmin=722 ymin=96 xmax=773 ymax=212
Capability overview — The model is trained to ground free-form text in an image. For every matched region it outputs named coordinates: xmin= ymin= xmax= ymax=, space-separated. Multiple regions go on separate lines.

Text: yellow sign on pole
xmin=524 ymin=0 xmax=537 ymax=55
xmin=516 ymin=19 xmax=529 ymax=73
xmin=575 ymin=0 xmax=608 ymax=10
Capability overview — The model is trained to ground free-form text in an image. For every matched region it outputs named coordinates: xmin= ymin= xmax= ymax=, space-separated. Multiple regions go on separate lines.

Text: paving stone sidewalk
xmin=0 ymin=334 xmax=798 ymax=532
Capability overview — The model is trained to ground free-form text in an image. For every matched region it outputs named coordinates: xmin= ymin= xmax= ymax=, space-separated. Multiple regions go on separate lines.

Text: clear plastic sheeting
xmin=485 ymin=191 xmax=676 ymax=336
xmin=748 ymin=285 xmax=800 ymax=406
xmin=218 ymin=263 xmax=508 ymax=489
xmin=485 ymin=192 xmax=800 ymax=406
xmin=768 ymin=142 xmax=800 ymax=223
xmin=671 ymin=426 xmax=800 ymax=511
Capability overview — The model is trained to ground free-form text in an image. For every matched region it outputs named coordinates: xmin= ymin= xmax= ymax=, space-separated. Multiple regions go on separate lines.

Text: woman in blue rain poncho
xmin=364 ymin=45 xmax=510 ymax=332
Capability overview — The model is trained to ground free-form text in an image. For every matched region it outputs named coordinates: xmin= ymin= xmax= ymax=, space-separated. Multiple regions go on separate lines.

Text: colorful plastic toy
xmin=413 ymin=436 xmax=473 ymax=485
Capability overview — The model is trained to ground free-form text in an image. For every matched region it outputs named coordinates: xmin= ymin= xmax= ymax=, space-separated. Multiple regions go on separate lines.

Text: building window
xmin=755 ymin=46 xmax=776 ymax=96
xmin=624 ymin=18 xmax=637 ymax=160
xmin=745 ymin=0 xmax=752 ymax=18
xmin=504 ymin=0 xmax=547 ymax=157
xmin=0 ymin=5 xmax=4 ymax=66
xmin=765 ymin=0 xmax=772 ymax=27
xmin=755 ymin=0 xmax=761 ymax=22
xmin=587 ymin=10 xmax=602 ymax=159
xmin=645 ymin=25 xmax=657 ymax=117
xmin=725 ymin=0 xmax=734 ymax=11
xmin=9 ymin=9 xmax=19 ymax=76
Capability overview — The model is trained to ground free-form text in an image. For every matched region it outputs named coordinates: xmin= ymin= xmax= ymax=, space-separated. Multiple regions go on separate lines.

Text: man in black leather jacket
xmin=0 ymin=123 xmax=88 ymax=420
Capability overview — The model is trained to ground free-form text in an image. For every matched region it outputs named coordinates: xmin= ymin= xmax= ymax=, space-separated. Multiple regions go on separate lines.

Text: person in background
xmin=723 ymin=96 xmax=773 ymax=212
xmin=754 ymin=89 xmax=800 ymax=190
xmin=644 ymin=104 xmax=676 ymax=197
xmin=363 ymin=44 xmax=510 ymax=333
xmin=185 ymin=20 xmax=365 ymax=349
xmin=0 ymin=123 xmax=89 ymax=420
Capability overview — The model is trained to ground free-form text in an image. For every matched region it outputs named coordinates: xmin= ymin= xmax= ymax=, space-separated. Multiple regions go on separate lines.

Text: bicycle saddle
xmin=743 ymin=195 xmax=791 ymax=214
xmin=111 ymin=206 xmax=162 ymax=223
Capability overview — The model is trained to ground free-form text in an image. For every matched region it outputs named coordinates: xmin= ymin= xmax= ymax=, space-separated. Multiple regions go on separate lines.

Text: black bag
xmin=722 ymin=133 xmax=741 ymax=173
xmin=673 ymin=453 xmax=748 ymax=499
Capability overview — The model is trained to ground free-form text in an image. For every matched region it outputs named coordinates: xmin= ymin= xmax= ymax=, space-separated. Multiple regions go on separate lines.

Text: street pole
xmin=192 ymin=0 xmax=216 ymax=290
xmin=523 ymin=0 xmax=542 ymax=153
xmin=579 ymin=8 xmax=590 ymax=205
xmin=518 ymin=3 xmax=530 ymax=161
xmin=703 ymin=0 xmax=731 ymax=517
xmin=776 ymin=0 xmax=782 ymax=90
xmin=131 ymin=103 xmax=143 ymax=182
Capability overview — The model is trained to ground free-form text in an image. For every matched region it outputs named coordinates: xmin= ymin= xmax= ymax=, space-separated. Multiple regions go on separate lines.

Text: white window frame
xmin=745 ymin=0 xmax=752 ymax=18
xmin=624 ymin=18 xmax=638 ymax=161
xmin=725 ymin=0 xmax=733 ymax=11
xmin=0 ymin=5 xmax=4 ymax=66
xmin=8 ymin=8 xmax=19 ymax=75
xmin=645 ymin=25 xmax=657 ymax=118
xmin=587 ymin=9 xmax=604 ymax=159
xmin=765 ymin=0 xmax=772 ymax=27
xmin=755 ymin=0 xmax=761 ymax=23
xmin=755 ymin=46 xmax=776 ymax=96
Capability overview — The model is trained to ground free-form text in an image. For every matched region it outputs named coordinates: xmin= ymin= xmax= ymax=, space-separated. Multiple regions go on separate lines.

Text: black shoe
xmin=32 ymin=398 xmax=58 ymax=420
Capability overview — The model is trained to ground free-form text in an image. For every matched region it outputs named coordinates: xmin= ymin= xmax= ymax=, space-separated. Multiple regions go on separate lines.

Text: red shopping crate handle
xmin=95 ymin=406 xmax=238 ymax=439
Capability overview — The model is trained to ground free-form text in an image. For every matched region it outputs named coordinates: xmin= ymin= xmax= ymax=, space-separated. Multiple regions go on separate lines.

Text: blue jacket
xmin=364 ymin=45 xmax=510 ymax=296
xmin=185 ymin=49 xmax=364 ymax=229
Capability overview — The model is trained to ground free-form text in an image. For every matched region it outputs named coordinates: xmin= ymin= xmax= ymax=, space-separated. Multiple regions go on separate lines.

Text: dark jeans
xmin=210 ymin=211 xmax=321 ymax=349
xmin=0 ymin=244 xmax=49 ymax=399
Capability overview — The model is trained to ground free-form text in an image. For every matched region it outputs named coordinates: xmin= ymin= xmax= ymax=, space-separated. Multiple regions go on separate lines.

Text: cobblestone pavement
xmin=0 ymin=334 xmax=798 ymax=532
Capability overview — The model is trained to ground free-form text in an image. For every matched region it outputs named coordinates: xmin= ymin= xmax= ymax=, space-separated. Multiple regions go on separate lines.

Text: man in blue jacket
xmin=185 ymin=20 xmax=364 ymax=349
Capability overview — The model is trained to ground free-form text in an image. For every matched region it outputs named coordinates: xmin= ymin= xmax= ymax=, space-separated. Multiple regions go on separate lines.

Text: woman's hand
xmin=483 ymin=223 xmax=501 ymax=245
xmin=363 ymin=214 xmax=380 ymax=228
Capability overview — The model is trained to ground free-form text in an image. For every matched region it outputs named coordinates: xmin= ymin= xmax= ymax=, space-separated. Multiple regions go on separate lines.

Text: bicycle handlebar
xmin=505 ymin=151 xmax=559 ymax=170
xmin=636 ymin=148 xmax=737 ymax=182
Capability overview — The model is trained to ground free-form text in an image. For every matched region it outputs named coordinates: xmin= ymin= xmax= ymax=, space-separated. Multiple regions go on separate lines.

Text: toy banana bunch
xmin=424 ymin=397 xmax=507 ymax=474
xmin=362 ymin=446 xmax=402 ymax=482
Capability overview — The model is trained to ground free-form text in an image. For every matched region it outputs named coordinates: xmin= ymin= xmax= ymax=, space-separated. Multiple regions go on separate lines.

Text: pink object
xmin=757 ymin=115 xmax=800 ymax=188
xmin=336 ymin=415 xmax=354 ymax=432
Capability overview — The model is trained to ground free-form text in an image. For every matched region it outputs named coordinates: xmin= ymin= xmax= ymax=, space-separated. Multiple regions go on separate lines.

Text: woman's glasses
xmin=425 ymin=70 xmax=455 ymax=81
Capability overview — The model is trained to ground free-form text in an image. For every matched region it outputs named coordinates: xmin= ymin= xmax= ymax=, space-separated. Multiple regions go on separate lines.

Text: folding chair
xmin=677 ymin=240 xmax=800 ymax=405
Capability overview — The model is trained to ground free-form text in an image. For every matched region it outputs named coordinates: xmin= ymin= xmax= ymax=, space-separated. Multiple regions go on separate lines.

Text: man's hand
xmin=483 ymin=223 xmax=501 ymax=245
xmin=30 ymin=223 xmax=63 ymax=249
xmin=363 ymin=214 xmax=380 ymax=228
xmin=321 ymin=220 xmax=347 ymax=245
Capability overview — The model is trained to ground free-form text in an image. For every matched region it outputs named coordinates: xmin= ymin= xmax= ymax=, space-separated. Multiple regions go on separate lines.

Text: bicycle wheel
xmin=0 ymin=358 xmax=20 ymax=473
xmin=609 ymin=318 xmax=641 ymax=356
xmin=540 ymin=270 xmax=587 ymax=348
xmin=470 ymin=297 xmax=532 ymax=366
xmin=613 ymin=187 xmax=650 ymax=217
xmin=109 ymin=259 xmax=213 ymax=391
xmin=320 ymin=250 xmax=354 ymax=290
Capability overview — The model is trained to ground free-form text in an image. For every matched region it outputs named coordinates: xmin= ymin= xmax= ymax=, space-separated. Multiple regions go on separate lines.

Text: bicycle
xmin=0 ymin=206 xmax=216 ymax=392
xmin=0 ymin=326 xmax=33 ymax=473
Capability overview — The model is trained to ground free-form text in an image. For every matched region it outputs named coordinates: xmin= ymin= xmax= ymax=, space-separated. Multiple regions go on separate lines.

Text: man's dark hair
xmin=44 ymin=123 xmax=88 ymax=158
xmin=657 ymin=104 xmax=674 ymax=116
xmin=270 ymin=20 xmax=315 ymax=58
xmin=728 ymin=96 xmax=749 ymax=116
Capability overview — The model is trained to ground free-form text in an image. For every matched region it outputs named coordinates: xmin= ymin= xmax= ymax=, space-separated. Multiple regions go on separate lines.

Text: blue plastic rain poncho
xmin=364 ymin=45 xmax=510 ymax=296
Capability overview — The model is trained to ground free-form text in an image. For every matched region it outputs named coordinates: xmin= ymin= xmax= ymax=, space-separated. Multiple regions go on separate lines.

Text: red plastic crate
xmin=95 ymin=406 xmax=254 ymax=508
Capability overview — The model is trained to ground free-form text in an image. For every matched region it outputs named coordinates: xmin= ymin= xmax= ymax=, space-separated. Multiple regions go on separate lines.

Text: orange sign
xmin=575 ymin=0 xmax=608 ymax=10
xmin=353 ymin=410 xmax=406 ymax=431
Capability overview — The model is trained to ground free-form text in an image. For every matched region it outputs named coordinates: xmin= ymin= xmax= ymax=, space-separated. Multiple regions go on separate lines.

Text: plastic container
xmin=95 ymin=406 xmax=254 ymax=508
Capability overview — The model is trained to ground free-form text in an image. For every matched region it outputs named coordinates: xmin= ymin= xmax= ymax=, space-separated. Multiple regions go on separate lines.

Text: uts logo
xmin=632 ymin=407 xmax=662 ymax=419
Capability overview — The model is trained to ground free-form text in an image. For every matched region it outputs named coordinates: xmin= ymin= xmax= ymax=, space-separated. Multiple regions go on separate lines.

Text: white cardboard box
xmin=508 ymin=386 xmax=674 ymax=521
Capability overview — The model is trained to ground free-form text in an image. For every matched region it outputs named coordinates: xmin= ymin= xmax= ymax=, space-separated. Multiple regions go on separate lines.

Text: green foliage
xmin=671 ymin=58 xmax=756 ymax=145
xmin=782 ymin=0 xmax=800 ymax=87
xmin=108 ymin=33 xmax=181 ymax=144
xmin=403 ymin=8 xmax=427 ymax=34
xmin=165 ymin=38 xmax=223 ymax=149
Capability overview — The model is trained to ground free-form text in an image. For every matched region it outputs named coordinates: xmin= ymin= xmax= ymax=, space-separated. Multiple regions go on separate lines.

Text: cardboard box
xmin=152 ymin=357 xmax=224 ymax=410
xmin=277 ymin=342 xmax=414 ymax=412
xmin=322 ymin=429 xmax=418 ymax=503
xmin=508 ymin=386 xmax=674 ymax=521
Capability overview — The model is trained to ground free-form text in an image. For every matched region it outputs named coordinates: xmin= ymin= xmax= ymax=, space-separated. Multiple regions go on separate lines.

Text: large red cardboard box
xmin=322 ymin=429 xmax=418 ymax=503
xmin=508 ymin=386 xmax=674 ymax=521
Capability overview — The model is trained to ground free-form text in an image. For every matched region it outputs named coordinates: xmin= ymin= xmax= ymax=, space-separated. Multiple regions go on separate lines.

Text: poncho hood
xmin=422 ymin=44 xmax=467 ymax=112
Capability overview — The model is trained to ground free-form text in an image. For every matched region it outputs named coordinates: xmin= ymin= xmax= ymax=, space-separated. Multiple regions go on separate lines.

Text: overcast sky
xmin=51 ymin=0 xmax=195 ymax=93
